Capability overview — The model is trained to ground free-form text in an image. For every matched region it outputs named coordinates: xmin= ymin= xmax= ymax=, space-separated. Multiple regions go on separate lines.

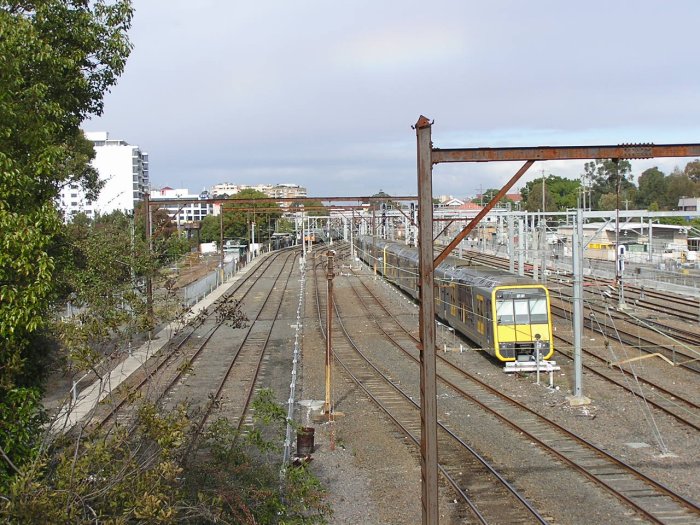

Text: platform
xmin=503 ymin=359 xmax=560 ymax=387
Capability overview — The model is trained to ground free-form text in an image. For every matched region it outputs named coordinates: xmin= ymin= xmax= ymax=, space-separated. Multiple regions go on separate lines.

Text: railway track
xmin=89 ymin=249 xmax=299 ymax=441
xmin=432 ymin=247 xmax=700 ymax=427
xmin=456 ymin=247 xmax=700 ymax=326
xmin=342 ymin=263 xmax=700 ymax=524
xmin=552 ymin=327 xmax=700 ymax=432
xmin=312 ymin=253 xmax=548 ymax=524
xmin=168 ymin=249 xmax=299 ymax=448
xmin=547 ymin=289 xmax=700 ymax=374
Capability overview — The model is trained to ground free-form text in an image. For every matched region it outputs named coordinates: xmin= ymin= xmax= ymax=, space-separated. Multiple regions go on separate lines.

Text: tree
xmin=637 ymin=167 xmax=668 ymax=209
xmin=471 ymin=188 xmax=513 ymax=207
xmin=582 ymin=159 xmax=635 ymax=210
xmin=547 ymin=176 xmax=581 ymax=210
xmin=520 ymin=175 xmax=578 ymax=212
xmin=522 ymin=181 xmax=555 ymax=212
xmin=289 ymin=199 xmax=329 ymax=216
xmin=684 ymin=159 xmax=700 ymax=183
xmin=366 ymin=190 xmax=398 ymax=211
xmin=0 ymin=0 xmax=133 ymax=481
xmin=201 ymin=190 xmax=282 ymax=244
xmin=665 ymin=169 xmax=699 ymax=208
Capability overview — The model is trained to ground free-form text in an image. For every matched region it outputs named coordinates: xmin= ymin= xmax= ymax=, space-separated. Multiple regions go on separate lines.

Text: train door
xmin=460 ymin=286 xmax=471 ymax=325
xmin=475 ymin=295 xmax=485 ymax=335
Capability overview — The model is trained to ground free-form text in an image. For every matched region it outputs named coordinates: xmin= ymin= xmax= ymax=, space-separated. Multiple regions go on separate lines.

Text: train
xmin=355 ymin=235 xmax=554 ymax=363
xmin=301 ymin=227 xmax=344 ymax=244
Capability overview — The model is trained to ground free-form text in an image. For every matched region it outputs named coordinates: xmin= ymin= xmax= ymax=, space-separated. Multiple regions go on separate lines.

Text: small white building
xmin=150 ymin=187 xmax=214 ymax=224
xmin=678 ymin=197 xmax=700 ymax=211
xmin=556 ymin=222 xmax=689 ymax=262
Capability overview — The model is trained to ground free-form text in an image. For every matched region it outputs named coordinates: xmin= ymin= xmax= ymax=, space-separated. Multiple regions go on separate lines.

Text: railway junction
xmin=48 ymin=121 xmax=700 ymax=524
xmin=53 ymin=234 xmax=700 ymax=524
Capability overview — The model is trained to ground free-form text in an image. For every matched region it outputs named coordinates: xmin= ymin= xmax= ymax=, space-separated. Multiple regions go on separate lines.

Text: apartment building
xmin=57 ymin=131 xmax=149 ymax=220
xmin=210 ymin=182 xmax=307 ymax=201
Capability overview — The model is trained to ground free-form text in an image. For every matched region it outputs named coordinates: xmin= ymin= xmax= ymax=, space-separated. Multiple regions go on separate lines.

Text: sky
xmin=86 ymin=0 xmax=700 ymax=200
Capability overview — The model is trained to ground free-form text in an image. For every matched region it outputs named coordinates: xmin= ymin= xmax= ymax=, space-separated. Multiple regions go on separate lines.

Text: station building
xmin=555 ymin=222 xmax=690 ymax=263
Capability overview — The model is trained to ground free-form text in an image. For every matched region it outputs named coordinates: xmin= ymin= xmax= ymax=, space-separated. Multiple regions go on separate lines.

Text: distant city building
xmin=57 ymin=131 xmax=149 ymax=220
xmin=210 ymin=182 xmax=307 ymax=202
xmin=440 ymin=197 xmax=466 ymax=207
xmin=150 ymin=187 xmax=214 ymax=224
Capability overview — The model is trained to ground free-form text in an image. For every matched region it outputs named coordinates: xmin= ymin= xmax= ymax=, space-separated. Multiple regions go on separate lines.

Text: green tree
xmin=522 ymin=181 xmax=555 ymax=212
xmin=684 ymin=159 xmax=700 ymax=183
xmin=521 ymin=175 xmax=578 ymax=212
xmin=547 ymin=176 xmax=580 ymax=210
xmin=472 ymin=188 xmax=514 ymax=207
xmin=665 ymin=169 xmax=699 ymax=208
xmin=289 ymin=199 xmax=329 ymax=216
xmin=365 ymin=190 xmax=398 ymax=211
xmin=637 ymin=167 xmax=668 ymax=209
xmin=582 ymin=159 xmax=635 ymax=210
xmin=0 ymin=0 xmax=133 ymax=481
xmin=201 ymin=189 xmax=282 ymax=244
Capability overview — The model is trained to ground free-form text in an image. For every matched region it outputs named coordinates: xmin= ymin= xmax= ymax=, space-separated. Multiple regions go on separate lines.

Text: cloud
xmin=87 ymin=1 xmax=700 ymax=199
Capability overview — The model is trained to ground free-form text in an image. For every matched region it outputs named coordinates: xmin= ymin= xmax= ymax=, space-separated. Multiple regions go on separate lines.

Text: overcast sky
xmin=86 ymin=1 xmax=700 ymax=200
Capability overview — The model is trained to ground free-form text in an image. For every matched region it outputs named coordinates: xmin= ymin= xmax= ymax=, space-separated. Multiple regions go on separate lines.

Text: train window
xmin=529 ymin=297 xmax=548 ymax=323
xmin=514 ymin=300 xmax=530 ymax=324
xmin=496 ymin=300 xmax=515 ymax=325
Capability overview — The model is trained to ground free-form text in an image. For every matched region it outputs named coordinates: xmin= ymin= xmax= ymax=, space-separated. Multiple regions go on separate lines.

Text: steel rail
xmin=313 ymin=260 xmax=547 ymax=524
xmin=90 ymin=249 xmax=294 ymax=432
xmin=351 ymin=268 xmax=700 ymax=523
xmin=185 ymin=250 xmax=299 ymax=454
xmin=550 ymin=324 xmax=700 ymax=432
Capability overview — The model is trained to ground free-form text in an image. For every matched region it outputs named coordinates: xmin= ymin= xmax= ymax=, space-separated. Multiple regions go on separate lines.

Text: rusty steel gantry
xmin=414 ymin=114 xmax=700 ymax=525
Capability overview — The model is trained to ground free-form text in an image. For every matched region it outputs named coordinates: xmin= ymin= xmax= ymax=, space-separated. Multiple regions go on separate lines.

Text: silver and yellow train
xmin=355 ymin=236 xmax=554 ymax=363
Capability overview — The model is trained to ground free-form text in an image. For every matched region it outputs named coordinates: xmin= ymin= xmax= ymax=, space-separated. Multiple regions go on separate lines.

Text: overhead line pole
xmin=414 ymin=115 xmax=700 ymax=524
xmin=414 ymin=116 xmax=439 ymax=525
xmin=435 ymin=161 xmax=535 ymax=267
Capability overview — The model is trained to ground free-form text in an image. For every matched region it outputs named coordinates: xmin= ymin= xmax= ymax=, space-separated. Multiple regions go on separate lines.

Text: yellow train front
xmin=355 ymin=236 xmax=554 ymax=363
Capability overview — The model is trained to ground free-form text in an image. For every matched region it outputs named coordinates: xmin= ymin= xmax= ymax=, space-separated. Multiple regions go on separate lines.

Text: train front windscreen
xmin=494 ymin=287 xmax=552 ymax=360
xmin=495 ymin=289 xmax=548 ymax=325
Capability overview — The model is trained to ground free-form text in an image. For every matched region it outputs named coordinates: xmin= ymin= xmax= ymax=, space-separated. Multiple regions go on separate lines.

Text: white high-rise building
xmin=58 ymin=131 xmax=149 ymax=220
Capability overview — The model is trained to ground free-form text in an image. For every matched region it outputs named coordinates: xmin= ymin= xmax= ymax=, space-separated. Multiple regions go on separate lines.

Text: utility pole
xmin=569 ymin=208 xmax=590 ymax=406
xmin=415 ymin=116 xmax=439 ymax=525
xmin=219 ymin=206 xmax=224 ymax=279
xmin=508 ymin=212 xmax=515 ymax=273
xmin=324 ymin=250 xmax=335 ymax=416
xmin=613 ymin=159 xmax=625 ymax=308
xmin=541 ymin=169 xmax=546 ymax=213
xmin=144 ymin=192 xmax=154 ymax=337
xmin=540 ymin=170 xmax=547 ymax=283
xmin=350 ymin=209 xmax=355 ymax=260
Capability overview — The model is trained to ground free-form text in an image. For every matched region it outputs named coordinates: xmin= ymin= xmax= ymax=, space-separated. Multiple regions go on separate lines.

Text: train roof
xmin=437 ymin=255 xmax=538 ymax=289
xmin=359 ymin=236 xmax=540 ymax=289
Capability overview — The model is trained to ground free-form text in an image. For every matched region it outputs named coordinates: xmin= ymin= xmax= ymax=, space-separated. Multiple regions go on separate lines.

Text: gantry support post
xmin=144 ymin=191 xmax=154 ymax=337
xmin=324 ymin=250 xmax=335 ymax=416
xmin=568 ymin=208 xmax=590 ymax=405
xmin=435 ymin=160 xmax=535 ymax=267
xmin=219 ymin=206 xmax=225 ymax=281
xmin=415 ymin=116 xmax=439 ymax=525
